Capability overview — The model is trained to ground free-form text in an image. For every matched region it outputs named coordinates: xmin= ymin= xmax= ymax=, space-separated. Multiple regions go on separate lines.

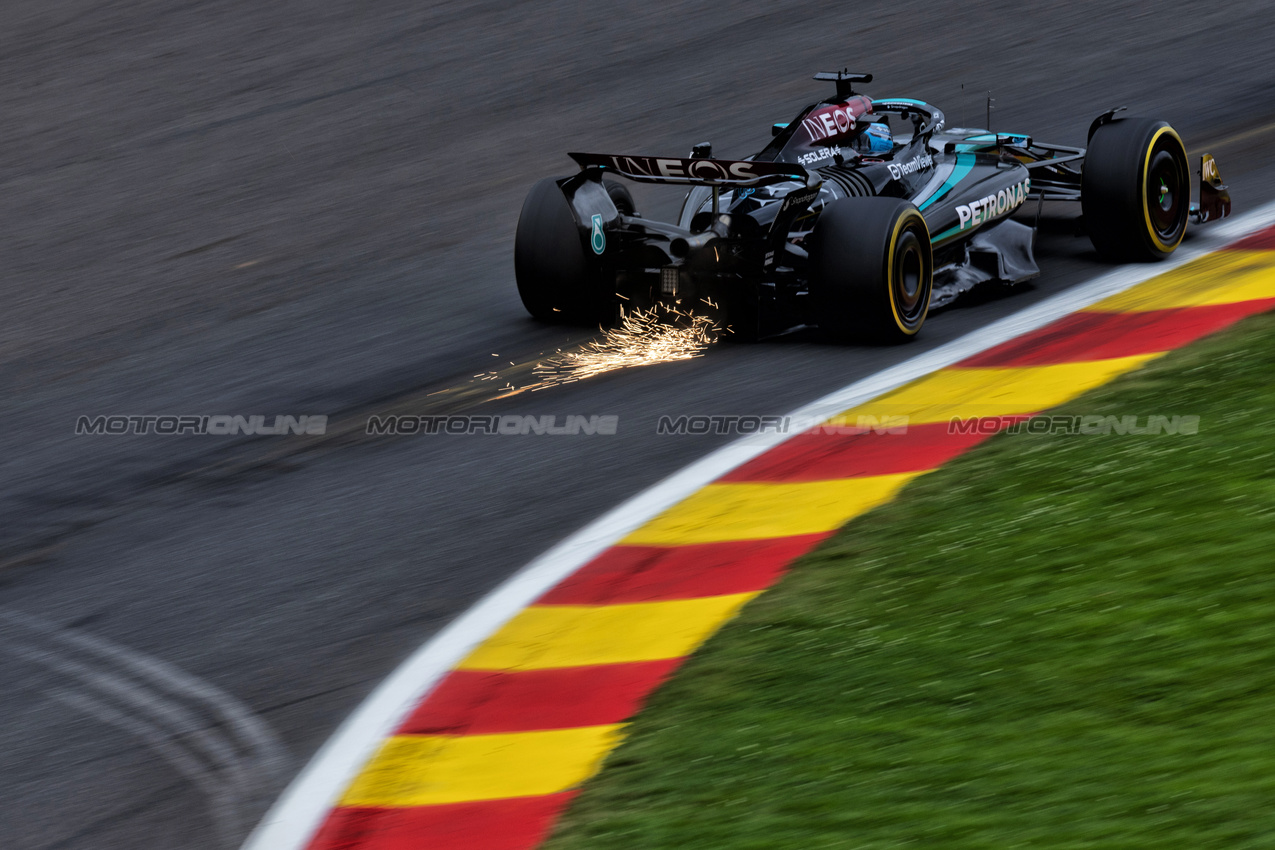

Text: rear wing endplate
xmin=568 ymin=152 xmax=809 ymax=188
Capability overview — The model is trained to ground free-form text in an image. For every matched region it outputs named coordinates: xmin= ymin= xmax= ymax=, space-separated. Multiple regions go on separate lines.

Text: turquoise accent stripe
xmin=875 ymin=97 xmax=927 ymax=106
xmin=932 ymin=222 xmax=967 ymax=243
xmin=918 ymin=154 xmax=975 ymax=211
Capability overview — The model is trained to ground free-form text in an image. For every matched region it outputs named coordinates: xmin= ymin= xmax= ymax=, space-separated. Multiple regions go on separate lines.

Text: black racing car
xmin=514 ymin=70 xmax=1231 ymax=342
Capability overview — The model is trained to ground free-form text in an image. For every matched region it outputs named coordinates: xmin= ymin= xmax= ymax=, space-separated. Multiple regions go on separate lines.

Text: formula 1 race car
xmin=514 ymin=70 xmax=1232 ymax=341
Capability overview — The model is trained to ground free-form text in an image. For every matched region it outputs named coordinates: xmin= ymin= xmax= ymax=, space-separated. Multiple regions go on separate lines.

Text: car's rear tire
xmin=514 ymin=177 xmax=605 ymax=324
xmin=604 ymin=179 xmax=636 ymax=216
xmin=809 ymin=197 xmax=933 ymax=343
xmin=1082 ymin=117 xmax=1189 ymax=261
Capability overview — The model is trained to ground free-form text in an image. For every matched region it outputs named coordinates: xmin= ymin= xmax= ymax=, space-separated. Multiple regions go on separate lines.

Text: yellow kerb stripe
xmin=1086 ymin=250 xmax=1275 ymax=312
xmin=459 ymin=593 xmax=757 ymax=670
xmin=829 ymin=356 xmax=1157 ymax=426
xmin=624 ymin=473 xmax=921 ymax=546
xmin=340 ymin=726 xmax=621 ymax=806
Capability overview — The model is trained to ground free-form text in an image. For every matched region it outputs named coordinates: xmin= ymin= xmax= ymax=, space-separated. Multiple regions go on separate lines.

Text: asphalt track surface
xmin=3 ymin=3 xmax=1275 ymax=848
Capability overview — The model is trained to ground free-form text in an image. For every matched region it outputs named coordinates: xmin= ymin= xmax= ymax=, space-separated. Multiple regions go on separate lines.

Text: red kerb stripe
xmin=957 ymin=301 xmax=1275 ymax=367
xmin=309 ymin=795 xmax=575 ymax=850
xmin=719 ymin=420 xmax=1007 ymax=483
xmin=538 ymin=535 xmax=828 ymax=604
xmin=1225 ymin=224 xmax=1275 ymax=251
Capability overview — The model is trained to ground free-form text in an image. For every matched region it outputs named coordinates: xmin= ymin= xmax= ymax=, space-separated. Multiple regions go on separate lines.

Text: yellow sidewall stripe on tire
xmin=1143 ymin=126 xmax=1188 ymax=254
xmin=887 ymin=209 xmax=930 ymax=335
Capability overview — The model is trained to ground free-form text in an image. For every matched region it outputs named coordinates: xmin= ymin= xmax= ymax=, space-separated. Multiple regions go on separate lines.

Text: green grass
xmin=547 ymin=311 xmax=1275 ymax=849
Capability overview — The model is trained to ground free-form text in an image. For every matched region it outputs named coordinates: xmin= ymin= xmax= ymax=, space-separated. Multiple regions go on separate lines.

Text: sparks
xmin=524 ymin=305 xmax=720 ymax=390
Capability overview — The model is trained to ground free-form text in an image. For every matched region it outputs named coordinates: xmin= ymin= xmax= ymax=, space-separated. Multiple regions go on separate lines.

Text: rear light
xmin=660 ymin=266 xmax=679 ymax=296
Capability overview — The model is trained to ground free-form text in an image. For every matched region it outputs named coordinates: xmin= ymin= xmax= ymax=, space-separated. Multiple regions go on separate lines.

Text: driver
xmin=859 ymin=121 xmax=893 ymax=154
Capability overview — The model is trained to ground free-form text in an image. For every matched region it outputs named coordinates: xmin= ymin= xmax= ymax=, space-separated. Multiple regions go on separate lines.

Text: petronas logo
xmin=591 ymin=214 xmax=606 ymax=254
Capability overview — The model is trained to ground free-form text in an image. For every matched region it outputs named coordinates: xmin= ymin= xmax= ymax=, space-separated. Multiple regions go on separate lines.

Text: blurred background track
xmin=2 ymin=2 xmax=1274 ymax=847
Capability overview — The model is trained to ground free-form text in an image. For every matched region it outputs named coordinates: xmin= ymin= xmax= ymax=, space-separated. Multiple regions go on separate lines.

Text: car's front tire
xmin=1082 ymin=117 xmax=1190 ymax=261
xmin=809 ymin=197 xmax=933 ymax=343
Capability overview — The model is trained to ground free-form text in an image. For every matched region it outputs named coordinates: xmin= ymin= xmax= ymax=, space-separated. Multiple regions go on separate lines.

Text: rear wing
xmin=568 ymin=152 xmax=808 ymax=188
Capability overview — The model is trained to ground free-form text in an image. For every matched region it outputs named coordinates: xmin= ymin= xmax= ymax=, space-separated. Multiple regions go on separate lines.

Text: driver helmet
xmin=863 ymin=122 xmax=893 ymax=153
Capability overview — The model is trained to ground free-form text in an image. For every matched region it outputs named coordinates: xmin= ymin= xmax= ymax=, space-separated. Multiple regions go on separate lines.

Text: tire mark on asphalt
xmin=45 ymin=688 xmax=243 ymax=849
xmin=0 ymin=610 xmax=289 ymax=849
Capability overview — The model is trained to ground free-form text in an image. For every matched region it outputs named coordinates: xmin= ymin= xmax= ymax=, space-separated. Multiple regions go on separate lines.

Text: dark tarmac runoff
xmin=2 ymin=2 xmax=1274 ymax=847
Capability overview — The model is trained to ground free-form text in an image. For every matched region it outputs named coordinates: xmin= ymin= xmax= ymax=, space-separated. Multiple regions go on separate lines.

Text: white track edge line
xmin=242 ymin=199 xmax=1275 ymax=850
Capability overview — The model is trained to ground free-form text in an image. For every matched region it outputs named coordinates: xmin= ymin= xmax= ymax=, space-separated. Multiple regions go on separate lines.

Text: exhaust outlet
xmin=670 ymin=232 xmax=719 ymax=258
xmin=670 ymin=215 xmax=733 ymax=259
